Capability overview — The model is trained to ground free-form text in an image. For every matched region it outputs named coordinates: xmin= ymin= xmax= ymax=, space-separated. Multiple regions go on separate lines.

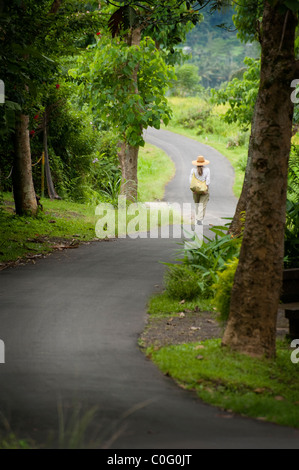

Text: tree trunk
xmin=118 ymin=141 xmax=138 ymax=200
xmin=229 ymin=104 xmax=257 ymax=236
xmin=222 ymin=3 xmax=297 ymax=358
xmin=12 ymin=113 xmax=38 ymax=216
xmin=43 ymin=112 xmax=61 ymax=200
xmin=117 ymin=26 xmax=142 ymax=202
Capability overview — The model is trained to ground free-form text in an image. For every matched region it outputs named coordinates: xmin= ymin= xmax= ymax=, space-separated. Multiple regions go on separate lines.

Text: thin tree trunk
xmin=12 ymin=113 xmax=38 ymax=216
xmin=118 ymin=141 xmax=138 ymax=200
xmin=222 ymin=3 xmax=297 ymax=358
xmin=118 ymin=26 xmax=142 ymax=201
xmin=43 ymin=112 xmax=60 ymax=200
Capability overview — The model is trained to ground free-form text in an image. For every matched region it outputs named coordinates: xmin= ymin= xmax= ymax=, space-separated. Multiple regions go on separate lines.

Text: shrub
xmin=284 ymin=199 xmax=299 ymax=268
xmin=237 ymin=153 xmax=248 ymax=172
xmin=164 ymin=264 xmax=203 ymax=300
xmin=226 ymin=132 xmax=249 ymax=148
xmin=212 ymin=257 xmax=239 ymax=323
xmin=182 ymin=225 xmax=241 ymax=298
xmin=163 ymin=224 xmax=242 ymax=302
xmin=288 ymin=145 xmax=299 ymax=203
xmin=176 ymin=108 xmax=212 ymax=130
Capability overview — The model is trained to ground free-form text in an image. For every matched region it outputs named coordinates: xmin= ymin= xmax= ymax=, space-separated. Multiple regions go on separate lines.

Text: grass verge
xmin=0 ymin=195 xmax=98 ymax=266
xmin=147 ymin=291 xmax=213 ymax=318
xmin=146 ymin=338 xmax=299 ymax=428
xmin=0 ymin=142 xmax=175 ymax=266
xmin=138 ymin=143 xmax=175 ymax=202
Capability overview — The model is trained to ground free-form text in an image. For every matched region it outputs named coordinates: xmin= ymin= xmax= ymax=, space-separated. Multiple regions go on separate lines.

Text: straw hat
xmin=192 ymin=155 xmax=210 ymax=166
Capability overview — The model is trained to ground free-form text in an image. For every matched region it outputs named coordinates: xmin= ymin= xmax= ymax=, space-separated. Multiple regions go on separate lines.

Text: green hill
xmin=185 ymin=6 xmax=260 ymax=88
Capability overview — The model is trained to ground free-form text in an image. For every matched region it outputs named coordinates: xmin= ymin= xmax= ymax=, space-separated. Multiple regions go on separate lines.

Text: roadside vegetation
xmin=1 ymin=0 xmax=299 ymax=444
xmin=142 ymin=216 xmax=299 ymax=429
xmin=142 ymin=88 xmax=299 ymax=428
xmin=147 ymin=339 xmax=299 ymax=429
xmin=0 ymin=143 xmax=175 ymax=267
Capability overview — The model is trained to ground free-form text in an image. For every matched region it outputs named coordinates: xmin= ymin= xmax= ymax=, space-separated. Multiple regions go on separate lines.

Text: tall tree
xmin=90 ymin=0 xmax=208 ymax=200
xmin=222 ymin=0 xmax=299 ymax=358
xmin=0 ymin=0 xmax=102 ymax=214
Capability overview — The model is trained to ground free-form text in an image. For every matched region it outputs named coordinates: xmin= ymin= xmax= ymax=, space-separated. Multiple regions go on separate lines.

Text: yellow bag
xmin=190 ymin=173 xmax=208 ymax=194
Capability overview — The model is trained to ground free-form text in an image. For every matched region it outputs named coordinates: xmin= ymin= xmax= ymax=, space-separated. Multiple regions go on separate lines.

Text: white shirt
xmin=189 ymin=167 xmax=210 ymax=186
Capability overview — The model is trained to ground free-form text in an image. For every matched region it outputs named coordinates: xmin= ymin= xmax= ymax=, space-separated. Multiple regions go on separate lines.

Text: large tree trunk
xmin=12 ymin=113 xmax=38 ymax=216
xmin=222 ymin=3 xmax=297 ymax=358
xmin=117 ymin=26 xmax=142 ymax=202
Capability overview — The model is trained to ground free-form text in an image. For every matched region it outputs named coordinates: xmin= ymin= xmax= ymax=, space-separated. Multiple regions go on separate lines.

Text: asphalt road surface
xmin=0 ymin=128 xmax=299 ymax=449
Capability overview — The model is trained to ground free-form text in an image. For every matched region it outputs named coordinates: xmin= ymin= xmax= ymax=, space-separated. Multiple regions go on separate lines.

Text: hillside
xmin=184 ymin=6 xmax=260 ymax=88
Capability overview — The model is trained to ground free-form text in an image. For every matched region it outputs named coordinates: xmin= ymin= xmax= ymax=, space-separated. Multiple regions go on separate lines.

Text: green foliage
xmin=211 ymin=57 xmax=260 ymax=129
xmin=147 ymin=291 xmax=212 ymax=317
xmin=288 ymin=145 xmax=299 ymax=203
xmin=0 ymin=433 xmax=30 ymax=450
xmin=226 ymin=131 xmax=249 ymax=149
xmin=170 ymin=64 xmax=203 ymax=96
xmin=175 ymin=106 xmax=212 ymax=131
xmin=212 ymin=257 xmax=239 ymax=323
xmin=236 ymin=152 xmax=248 ymax=172
xmin=284 ymin=199 xmax=299 ymax=269
xmin=0 ymin=194 xmax=97 ymax=264
xmin=164 ymin=264 xmax=203 ymax=300
xmin=163 ymin=224 xmax=241 ymax=301
xmin=185 ymin=4 xmax=260 ymax=89
xmin=0 ymin=0 xmax=103 ymax=129
xmin=56 ymin=402 xmax=99 ymax=449
xmin=137 ymin=144 xmax=175 ymax=202
xmin=27 ymin=80 xmax=120 ymax=203
xmin=71 ymin=36 xmax=175 ymax=147
xmin=232 ymin=0 xmax=263 ymax=43
xmin=182 ymin=225 xmax=241 ymax=296
xmin=106 ymin=1 xmax=203 ymax=65
xmin=0 ymin=0 xmax=112 ymax=204
xmin=99 ymin=174 xmax=122 ymax=208
xmin=0 ymin=190 xmax=5 ymax=216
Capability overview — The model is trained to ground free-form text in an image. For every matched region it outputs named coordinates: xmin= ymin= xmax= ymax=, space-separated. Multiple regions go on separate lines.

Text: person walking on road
xmin=189 ymin=155 xmax=210 ymax=225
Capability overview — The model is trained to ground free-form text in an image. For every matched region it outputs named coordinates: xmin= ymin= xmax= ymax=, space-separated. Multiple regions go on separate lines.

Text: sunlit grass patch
xmin=138 ymin=143 xmax=175 ymax=202
xmin=148 ymin=338 xmax=299 ymax=428
xmin=147 ymin=291 xmax=213 ymax=318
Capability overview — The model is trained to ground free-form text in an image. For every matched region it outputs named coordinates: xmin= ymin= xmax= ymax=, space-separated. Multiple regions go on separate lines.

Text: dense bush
xmin=284 ymin=199 xmax=299 ymax=269
xmin=288 ymin=145 xmax=299 ymax=203
xmin=164 ymin=264 xmax=204 ymax=300
xmin=212 ymin=257 xmax=239 ymax=323
xmin=29 ymin=87 xmax=120 ymax=203
xmin=164 ymin=224 xmax=242 ymax=302
xmin=175 ymin=107 xmax=212 ymax=130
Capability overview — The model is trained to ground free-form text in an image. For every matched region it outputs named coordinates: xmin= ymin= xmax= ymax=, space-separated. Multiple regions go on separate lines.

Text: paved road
xmin=144 ymin=127 xmax=237 ymax=226
xmin=0 ymin=128 xmax=299 ymax=448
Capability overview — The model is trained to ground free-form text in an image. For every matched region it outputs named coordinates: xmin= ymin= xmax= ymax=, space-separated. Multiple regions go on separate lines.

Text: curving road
xmin=0 ymin=128 xmax=299 ymax=448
